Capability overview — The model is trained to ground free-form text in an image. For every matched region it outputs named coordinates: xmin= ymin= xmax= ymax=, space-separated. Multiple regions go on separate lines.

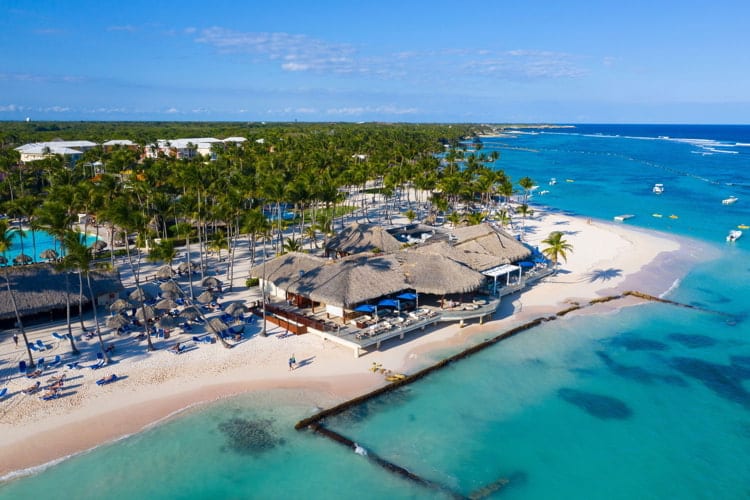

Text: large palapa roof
xmin=325 ymin=223 xmax=403 ymax=255
xmin=0 ymin=264 xmax=123 ymax=320
xmin=416 ymin=223 xmax=531 ymax=271
xmin=251 ymin=250 xmax=483 ymax=308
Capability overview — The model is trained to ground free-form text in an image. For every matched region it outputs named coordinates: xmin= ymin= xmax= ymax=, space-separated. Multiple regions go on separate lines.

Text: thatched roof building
xmin=324 ymin=223 xmax=403 ymax=257
xmin=250 ymin=250 xmax=484 ymax=309
xmin=0 ymin=264 xmax=123 ymax=322
xmin=415 ymin=223 xmax=531 ymax=271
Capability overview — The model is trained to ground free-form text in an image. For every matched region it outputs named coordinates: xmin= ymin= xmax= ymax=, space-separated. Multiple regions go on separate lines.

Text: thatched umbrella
xmin=109 ymin=298 xmax=134 ymax=313
xmin=224 ymin=302 xmax=247 ymax=318
xmin=202 ymin=276 xmax=222 ymax=289
xmin=207 ymin=317 xmax=228 ymax=335
xmin=40 ymin=249 xmax=59 ymax=261
xmin=13 ymin=253 xmax=32 ymax=265
xmin=155 ymin=298 xmax=178 ymax=312
xmin=159 ymin=281 xmax=181 ymax=294
xmin=177 ymin=261 xmax=199 ymax=274
xmin=157 ymin=315 xmax=177 ymax=329
xmin=91 ymin=240 xmax=107 ymax=251
xmin=135 ymin=305 xmax=157 ymax=322
xmin=197 ymin=290 xmax=215 ymax=304
xmin=106 ymin=314 xmax=130 ymax=329
xmin=178 ymin=309 xmax=200 ymax=322
xmin=158 ymin=290 xmax=178 ymax=300
xmin=129 ymin=288 xmax=153 ymax=302
xmin=155 ymin=265 xmax=175 ymax=280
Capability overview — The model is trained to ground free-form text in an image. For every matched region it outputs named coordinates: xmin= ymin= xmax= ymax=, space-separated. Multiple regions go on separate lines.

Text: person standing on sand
xmin=289 ymin=354 xmax=296 ymax=371
xmin=13 ymin=333 xmax=19 ymax=347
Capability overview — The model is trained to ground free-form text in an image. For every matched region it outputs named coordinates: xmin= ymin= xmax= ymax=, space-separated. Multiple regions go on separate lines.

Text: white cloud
xmin=165 ymin=107 xmax=179 ymax=114
xmin=463 ymin=50 xmax=585 ymax=80
xmin=107 ymin=25 xmax=138 ymax=32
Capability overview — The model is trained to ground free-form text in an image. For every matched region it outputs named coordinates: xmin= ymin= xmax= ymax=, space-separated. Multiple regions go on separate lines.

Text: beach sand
xmin=0 ymin=204 xmax=714 ymax=479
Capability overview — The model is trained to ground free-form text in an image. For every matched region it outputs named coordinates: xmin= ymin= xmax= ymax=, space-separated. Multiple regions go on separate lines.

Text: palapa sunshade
xmin=134 ymin=305 xmax=157 ymax=321
xmin=109 ymin=298 xmax=134 ymax=313
xmin=201 ymin=276 xmax=222 ymax=289
xmin=91 ymin=240 xmax=107 ymax=251
xmin=106 ymin=314 xmax=130 ymax=329
xmin=224 ymin=302 xmax=247 ymax=317
xmin=196 ymin=290 xmax=215 ymax=304
xmin=178 ymin=308 xmax=200 ymax=321
xmin=177 ymin=261 xmax=199 ymax=273
xmin=155 ymin=265 xmax=175 ymax=280
xmin=40 ymin=249 xmax=59 ymax=261
xmin=154 ymin=298 xmax=179 ymax=311
xmin=157 ymin=315 xmax=177 ymax=329
xmin=159 ymin=281 xmax=181 ymax=294
xmin=158 ymin=290 xmax=178 ymax=300
xmin=207 ymin=317 xmax=228 ymax=334
xmin=13 ymin=253 xmax=32 ymax=265
xmin=129 ymin=288 xmax=152 ymax=302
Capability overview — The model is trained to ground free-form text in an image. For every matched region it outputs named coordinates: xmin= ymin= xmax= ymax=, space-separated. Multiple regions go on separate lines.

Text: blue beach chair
xmin=19 ymin=360 xmax=27 ymax=374
xmin=0 ymin=387 xmax=8 ymax=400
xmin=48 ymin=355 xmax=62 ymax=368
xmin=36 ymin=339 xmax=47 ymax=351
xmin=90 ymin=352 xmax=105 ymax=370
xmin=28 ymin=342 xmax=39 ymax=352
xmin=52 ymin=332 xmax=66 ymax=340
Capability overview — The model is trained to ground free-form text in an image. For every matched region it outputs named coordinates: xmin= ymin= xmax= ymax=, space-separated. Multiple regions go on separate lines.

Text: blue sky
xmin=1 ymin=0 xmax=749 ymax=123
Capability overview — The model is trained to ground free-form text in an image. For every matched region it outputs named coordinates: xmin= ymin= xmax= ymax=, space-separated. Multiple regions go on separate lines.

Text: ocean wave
xmin=660 ymin=278 xmax=681 ymax=299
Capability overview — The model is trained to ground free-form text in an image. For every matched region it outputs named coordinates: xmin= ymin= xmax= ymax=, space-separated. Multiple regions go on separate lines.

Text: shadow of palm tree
xmin=587 ymin=268 xmax=623 ymax=282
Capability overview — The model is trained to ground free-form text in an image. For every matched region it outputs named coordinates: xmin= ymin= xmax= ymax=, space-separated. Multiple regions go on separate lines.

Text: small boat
xmin=722 ymin=196 xmax=738 ymax=205
xmin=652 ymin=213 xmax=663 ymax=218
xmin=669 ymin=214 xmax=679 ymax=219
xmin=539 ymin=190 xmax=550 ymax=195
xmin=565 ymin=179 xmax=575 ymax=183
xmin=549 ymin=177 xmax=557 ymax=185
xmin=738 ymin=224 xmax=749 ymax=230
xmin=614 ymin=214 xmax=635 ymax=222
xmin=727 ymin=230 xmax=742 ymax=242
xmin=652 ymin=183 xmax=664 ymax=194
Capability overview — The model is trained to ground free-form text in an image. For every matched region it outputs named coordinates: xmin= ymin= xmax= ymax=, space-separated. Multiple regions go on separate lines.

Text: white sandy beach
xmin=0 ymin=200 xmax=714 ymax=479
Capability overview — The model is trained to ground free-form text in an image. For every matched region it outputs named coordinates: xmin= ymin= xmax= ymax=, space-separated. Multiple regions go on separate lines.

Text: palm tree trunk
xmin=85 ymin=273 xmax=109 ymax=363
xmin=3 ymin=268 xmax=35 ymax=367
xmin=64 ymin=271 xmax=79 ymax=355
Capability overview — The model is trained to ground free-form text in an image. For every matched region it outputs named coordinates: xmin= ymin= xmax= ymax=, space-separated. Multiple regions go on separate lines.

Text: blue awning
xmin=354 ymin=304 xmax=377 ymax=313
xmin=378 ymin=299 xmax=400 ymax=309
xmin=519 ymin=261 xmax=534 ymax=268
xmin=396 ymin=293 xmax=417 ymax=301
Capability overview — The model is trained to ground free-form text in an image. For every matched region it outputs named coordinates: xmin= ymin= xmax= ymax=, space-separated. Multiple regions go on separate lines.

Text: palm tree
xmin=541 ymin=231 xmax=573 ymax=274
xmin=0 ymin=220 xmax=35 ymax=367
xmin=518 ymin=176 xmax=535 ymax=205
xmin=282 ymin=236 xmax=303 ymax=254
xmin=517 ymin=203 xmax=534 ymax=236
xmin=63 ymin=231 xmax=109 ymax=362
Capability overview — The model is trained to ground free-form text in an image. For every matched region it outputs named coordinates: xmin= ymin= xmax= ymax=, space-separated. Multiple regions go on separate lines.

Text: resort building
xmin=0 ymin=264 xmax=123 ymax=327
xmin=101 ymin=139 xmax=138 ymax=151
xmin=145 ymin=137 xmax=247 ymax=160
xmin=15 ymin=140 xmax=98 ymax=163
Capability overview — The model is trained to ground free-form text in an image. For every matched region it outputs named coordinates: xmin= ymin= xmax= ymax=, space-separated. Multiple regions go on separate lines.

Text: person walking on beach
xmin=13 ymin=333 xmax=19 ymax=347
xmin=289 ymin=354 xmax=296 ymax=371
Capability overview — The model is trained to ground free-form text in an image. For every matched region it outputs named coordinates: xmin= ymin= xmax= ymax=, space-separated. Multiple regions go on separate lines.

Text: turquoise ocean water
xmin=3 ymin=125 xmax=750 ymax=499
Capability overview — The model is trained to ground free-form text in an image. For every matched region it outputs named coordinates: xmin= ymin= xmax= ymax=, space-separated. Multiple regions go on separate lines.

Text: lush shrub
xmin=246 ymin=277 xmax=260 ymax=287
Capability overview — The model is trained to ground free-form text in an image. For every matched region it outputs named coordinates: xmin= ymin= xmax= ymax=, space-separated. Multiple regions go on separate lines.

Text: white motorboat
xmin=722 ymin=196 xmax=738 ymax=205
xmin=652 ymin=183 xmax=664 ymax=194
xmin=727 ymin=230 xmax=742 ymax=242
xmin=549 ymin=178 xmax=557 ymax=185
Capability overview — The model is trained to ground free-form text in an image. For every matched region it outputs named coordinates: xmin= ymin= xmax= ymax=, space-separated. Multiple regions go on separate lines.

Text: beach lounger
xmin=192 ymin=335 xmax=213 ymax=344
xmin=40 ymin=389 xmax=61 ymax=401
xmin=52 ymin=332 xmax=67 ymax=340
xmin=0 ymin=388 xmax=8 ymax=400
xmin=90 ymin=352 xmax=105 ymax=369
xmin=96 ymin=374 xmax=119 ymax=386
xmin=66 ymin=362 xmax=81 ymax=370
xmin=27 ymin=369 xmax=43 ymax=379
xmin=48 ymin=355 xmax=62 ymax=368
xmin=22 ymin=381 xmax=41 ymax=394
xmin=19 ymin=360 xmax=27 ymax=374
xmin=36 ymin=339 xmax=47 ymax=351
xmin=37 ymin=357 xmax=45 ymax=369
xmin=28 ymin=342 xmax=39 ymax=352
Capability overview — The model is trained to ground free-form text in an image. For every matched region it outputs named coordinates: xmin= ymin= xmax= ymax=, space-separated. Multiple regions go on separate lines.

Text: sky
xmin=1 ymin=0 xmax=749 ymax=124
